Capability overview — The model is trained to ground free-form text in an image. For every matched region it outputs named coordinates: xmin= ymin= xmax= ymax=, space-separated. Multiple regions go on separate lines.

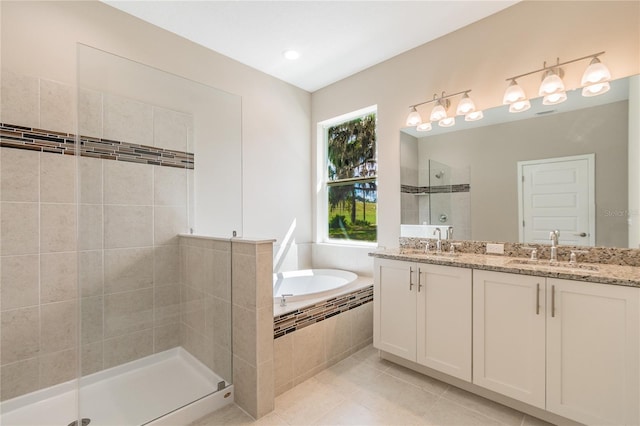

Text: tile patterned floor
xmin=191 ymin=345 xmax=554 ymax=426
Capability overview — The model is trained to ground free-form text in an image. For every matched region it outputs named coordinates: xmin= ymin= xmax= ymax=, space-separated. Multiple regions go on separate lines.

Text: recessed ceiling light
xmin=283 ymin=49 xmax=300 ymax=60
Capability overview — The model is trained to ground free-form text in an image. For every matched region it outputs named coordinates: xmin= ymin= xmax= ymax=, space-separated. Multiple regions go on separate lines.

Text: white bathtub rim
xmin=273 ymin=275 xmax=372 ymax=317
xmin=273 ymin=269 xmax=358 ymax=302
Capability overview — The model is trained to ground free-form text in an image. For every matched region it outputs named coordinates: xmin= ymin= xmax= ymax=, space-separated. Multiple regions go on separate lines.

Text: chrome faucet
xmin=549 ymin=229 xmax=560 ymax=263
xmin=447 ymin=226 xmax=454 ymax=240
xmin=280 ymin=293 xmax=293 ymax=307
xmin=433 ymin=228 xmax=442 ymax=253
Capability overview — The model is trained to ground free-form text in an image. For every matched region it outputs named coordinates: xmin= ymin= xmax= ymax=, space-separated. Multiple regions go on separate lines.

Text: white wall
xmin=311 ymin=1 xmax=640 ymax=270
xmin=1 ymin=0 xmax=312 ymax=269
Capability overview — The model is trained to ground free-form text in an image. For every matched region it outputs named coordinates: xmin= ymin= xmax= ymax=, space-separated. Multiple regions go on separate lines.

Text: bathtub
xmin=273 ymin=269 xmax=357 ymax=300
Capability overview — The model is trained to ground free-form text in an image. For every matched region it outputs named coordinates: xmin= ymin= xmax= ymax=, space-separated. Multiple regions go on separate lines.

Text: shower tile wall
xmin=0 ymin=69 xmax=193 ymax=400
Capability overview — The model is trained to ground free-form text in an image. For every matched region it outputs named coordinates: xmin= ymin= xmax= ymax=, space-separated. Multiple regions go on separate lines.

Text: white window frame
xmin=316 ymin=105 xmax=378 ymax=246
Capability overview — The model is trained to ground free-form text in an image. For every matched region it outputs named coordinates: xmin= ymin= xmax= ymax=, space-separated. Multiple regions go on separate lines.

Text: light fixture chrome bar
xmin=409 ymin=89 xmax=471 ymax=109
xmin=505 ymin=51 xmax=605 ymax=82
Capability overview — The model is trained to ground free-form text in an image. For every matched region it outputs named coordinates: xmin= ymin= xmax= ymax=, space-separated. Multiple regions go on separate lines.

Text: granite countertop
xmin=370 ymin=249 xmax=640 ymax=288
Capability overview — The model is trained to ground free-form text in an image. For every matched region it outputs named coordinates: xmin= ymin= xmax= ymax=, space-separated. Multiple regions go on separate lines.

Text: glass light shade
xmin=543 ymin=91 xmax=567 ymax=105
xmin=465 ymin=110 xmax=484 ymax=121
xmin=509 ymin=99 xmax=531 ymax=113
xmin=430 ymin=103 xmax=447 ymax=122
xmin=582 ymin=81 xmax=611 ymax=97
xmin=503 ymin=80 xmax=526 ymax=104
xmin=581 ymin=57 xmax=611 ymax=85
xmin=456 ymin=94 xmax=476 ymax=115
xmin=438 ymin=116 xmax=455 ymax=127
xmin=416 ymin=122 xmax=433 ymax=132
xmin=406 ymin=107 xmax=422 ymax=127
xmin=539 ymin=70 xmax=565 ymax=96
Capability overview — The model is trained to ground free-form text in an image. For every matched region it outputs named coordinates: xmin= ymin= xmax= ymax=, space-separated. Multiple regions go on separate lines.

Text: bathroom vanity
xmin=371 ymin=249 xmax=640 ymax=426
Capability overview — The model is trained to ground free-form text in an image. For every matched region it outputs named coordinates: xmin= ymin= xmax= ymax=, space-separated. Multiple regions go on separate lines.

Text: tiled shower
xmin=0 ymin=45 xmax=239 ymax=423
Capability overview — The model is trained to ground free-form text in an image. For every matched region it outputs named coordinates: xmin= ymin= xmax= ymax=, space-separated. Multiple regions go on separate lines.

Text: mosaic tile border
xmin=0 ymin=123 xmax=194 ymax=169
xmin=273 ymin=285 xmax=373 ymax=339
xmin=401 ymin=183 xmax=470 ymax=194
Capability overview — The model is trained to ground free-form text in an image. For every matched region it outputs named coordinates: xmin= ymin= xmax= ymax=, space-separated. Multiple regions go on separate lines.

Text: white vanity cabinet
xmin=373 ymin=258 xmax=472 ymax=381
xmin=472 ymin=270 xmax=546 ymax=408
xmin=473 ymin=270 xmax=640 ymax=425
xmin=546 ymin=278 xmax=639 ymax=425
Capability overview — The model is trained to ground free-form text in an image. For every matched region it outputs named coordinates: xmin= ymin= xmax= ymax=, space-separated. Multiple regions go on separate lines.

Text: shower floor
xmin=1 ymin=347 xmax=227 ymax=426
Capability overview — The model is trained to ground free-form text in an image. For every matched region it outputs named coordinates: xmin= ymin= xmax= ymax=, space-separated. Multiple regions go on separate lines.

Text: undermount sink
xmin=507 ymin=258 xmax=600 ymax=273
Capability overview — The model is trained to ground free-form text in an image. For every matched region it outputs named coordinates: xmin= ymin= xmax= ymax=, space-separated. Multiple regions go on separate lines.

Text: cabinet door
xmin=417 ymin=264 xmax=472 ymax=381
xmin=547 ymin=278 xmax=640 ymax=425
xmin=473 ymin=270 xmax=546 ymax=408
xmin=373 ymin=258 xmax=417 ymax=361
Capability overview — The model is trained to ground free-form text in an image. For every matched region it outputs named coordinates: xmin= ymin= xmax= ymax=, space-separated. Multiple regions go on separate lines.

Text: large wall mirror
xmin=400 ymin=75 xmax=639 ymax=249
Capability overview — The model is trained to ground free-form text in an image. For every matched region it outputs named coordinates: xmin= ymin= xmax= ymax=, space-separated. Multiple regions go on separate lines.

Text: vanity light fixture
xmin=405 ymin=90 xmax=483 ymax=131
xmin=406 ymin=106 xmax=422 ymax=127
xmin=503 ymin=51 xmax=610 ymax=113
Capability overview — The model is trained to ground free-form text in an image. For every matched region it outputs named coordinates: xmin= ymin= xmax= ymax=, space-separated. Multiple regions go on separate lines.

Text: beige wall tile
xmin=104 ymin=205 xmax=153 ymax=249
xmin=208 ymin=297 xmax=231 ymax=350
xmin=81 ymin=296 xmax=103 ymax=344
xmin=104 ymin=247 xmax=153 ymax=294
xmin=154 ymin=165 xmax=187 ymax=206
xmin=104 ymin=288 xmax=153 ymax=338
xmin=256 ymin=248 xmax=274 ymax=309
xmin=154 ymin=284 xmax=180 ymax=326
xmin=40 ymin=252 xmax=78 ymax=303
xmin=1 ymin=306 xmax=40 ymax=364
xmin=104 ymin=160 xmax=153 ymax=205
xmin=232 ymin=253 xmax=257 ymax=310
xmin=233 ymin=354 xmax=258 ymax=418
xmin=78 ymin=88 xmax=103 ymax=139
xmin=154 ymin=323 xmax=180 ymax=353
xmin=103 ymin=329 xmax=153 ymax=369
xmin=79 ymin=156 xmax=103 ymax=204
xmin=39 ymin=348 xmax=76 ymax=388
xmin=1 ymin=255 xmax=39 ymax=311
xmin=79 ymin=250 xmax=103 ymax=298
xmin=81 ymin=341 xmax=104 ymax=375
xmin=1 ymin=202 xmax=39 ymax=256
xmin=154 ymin=245 xmax=179 ymax=286
xmin=257 ymin=306 xmax=274 ymax=365
xmin=257 ymin=359 xmax=275 ymax=417
xmin=207 ymin=249 xmax=231 ymax=301
xmin=1 ymin=70 xmax=39 ymax=128
xmin=78 ymin=204 xmax=103 ymax=251
xmin=39 ymin=79 xmax=75 ymax=134
xmin=293 ymin=321 xmax=326 ymax=380
xmin=232 ymin=304 xmax=257 ymax=366
xmin=40 ymin=300 xmax=77 ymax=354
xmin=40 ymin=152 xmax=76 ymax=203
xmin=181 ymin=322 xmax=212 ymax=367
xmin=324 ymin=311 xmax=353 ymax=364
xmin=1 ymin=148 xmax=39 ymax=202
xmin=0 ymin=358 xmax=39 ymax=401
xmin=181 ymin=285 xmax=205 ymax=332
xmin=40 ymin=203 xmax=77 ymax=253
xmin=154 ymin=205 xmax=187 ymax=245
xmin=153 ymin=107 xmax=193 ymax=152
xmin=274 ymin=334 xmax=294 ymax=396
xmin=351 ymin=302 xmax=374 ymax=347
xmin=103 ymin=94 xmax=153 ymax=146
xmin=213 ymin=344 xmax=232 ymax=384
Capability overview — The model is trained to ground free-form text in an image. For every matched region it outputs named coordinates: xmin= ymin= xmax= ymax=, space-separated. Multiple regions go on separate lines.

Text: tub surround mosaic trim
xmin=401 ymin=184 xmax=470 ymax=195
xmin=399 ymin=237 xmax=640 ymax=268
xmin=273 ymin=285 xmax=373 ymax=339
xmin=0 ymin=123 xmax=194 ymax=169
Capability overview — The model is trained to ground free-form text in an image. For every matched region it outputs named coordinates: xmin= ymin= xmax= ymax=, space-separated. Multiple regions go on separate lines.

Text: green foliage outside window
xmin=326 ymin=113 xmax=377 ymax=242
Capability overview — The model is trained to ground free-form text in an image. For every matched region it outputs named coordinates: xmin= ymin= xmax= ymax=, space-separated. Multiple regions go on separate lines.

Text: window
xmin=321 ymin=107 xmax=377 ymax=243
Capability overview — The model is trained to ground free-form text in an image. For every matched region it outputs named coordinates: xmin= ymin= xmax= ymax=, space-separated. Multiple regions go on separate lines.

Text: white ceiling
xmin=103 ymin=0 xmax=517 ymax=92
